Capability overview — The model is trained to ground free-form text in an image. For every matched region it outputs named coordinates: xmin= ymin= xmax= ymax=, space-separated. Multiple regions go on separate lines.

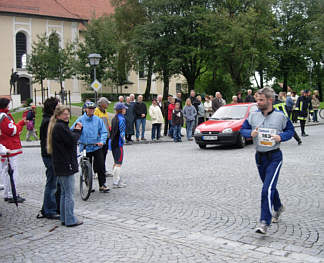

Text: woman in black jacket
xmin=38 ymin=97 xmax=60 ymax=220
xmin=47 ymin=105 xmax=83 ymax=227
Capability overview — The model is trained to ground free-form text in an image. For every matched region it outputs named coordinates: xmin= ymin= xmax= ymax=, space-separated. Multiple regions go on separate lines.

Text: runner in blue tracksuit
xmin=240 ymin=87 xmax=294 ymax=234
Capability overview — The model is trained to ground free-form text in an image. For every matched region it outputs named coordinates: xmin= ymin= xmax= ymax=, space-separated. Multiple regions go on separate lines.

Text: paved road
xmin=0 ymin=125 xmax=324 ymax=262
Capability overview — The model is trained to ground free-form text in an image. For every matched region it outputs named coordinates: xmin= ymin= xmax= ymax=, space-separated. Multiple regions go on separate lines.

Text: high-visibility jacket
xmin=295 ymin=95 xmax=313 ymax=121
xmin=273 ymin=102 xmax=289 ymax=118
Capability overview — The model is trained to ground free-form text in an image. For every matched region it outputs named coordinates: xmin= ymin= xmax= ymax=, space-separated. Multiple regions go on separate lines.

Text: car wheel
xmin=236 ymin=134 xmax=246 ymax=148
xmin=198 ymin=144 xmax=207 ymax=149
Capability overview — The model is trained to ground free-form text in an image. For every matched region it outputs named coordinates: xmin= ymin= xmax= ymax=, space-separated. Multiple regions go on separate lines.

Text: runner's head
xmin=0 ymin=97 xmax=10 ymax=110
xmin=256 ymin=87 xmax=274 ymax=112
xmin=114 ymin=102 xmax=127 ymax=114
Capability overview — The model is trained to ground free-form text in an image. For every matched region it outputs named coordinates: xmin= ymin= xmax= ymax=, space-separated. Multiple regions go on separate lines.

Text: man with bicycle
xmin=71 ymin=102 xmax=109 ymax=193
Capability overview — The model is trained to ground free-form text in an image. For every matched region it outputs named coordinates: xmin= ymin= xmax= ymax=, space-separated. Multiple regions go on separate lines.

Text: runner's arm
xmin=279 ymin=118 xmax=294 ymax=142
xmin=240 ymin=119 xmax=253 ymax=138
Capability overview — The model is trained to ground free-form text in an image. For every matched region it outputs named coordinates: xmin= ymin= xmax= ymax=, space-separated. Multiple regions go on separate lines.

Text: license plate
xmin=202 ymin=136 xmax=218 ymax=140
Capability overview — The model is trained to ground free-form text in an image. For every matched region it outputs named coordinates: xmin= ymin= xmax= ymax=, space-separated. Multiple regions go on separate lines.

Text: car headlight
xmin=194 ymin=128 xmax=201 ymax=135
xmin=222 ymin=128 xmax=233 ymax=134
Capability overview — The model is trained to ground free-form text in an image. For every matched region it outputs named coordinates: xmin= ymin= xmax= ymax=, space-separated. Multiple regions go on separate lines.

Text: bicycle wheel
xmin=319 ymin=109 xmax=324 ymax=120
xmin=80 ymin=160 xmax=93 ymax=201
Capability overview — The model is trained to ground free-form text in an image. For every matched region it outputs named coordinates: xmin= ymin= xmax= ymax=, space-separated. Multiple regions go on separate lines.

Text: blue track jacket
xmin=71 ymin=113 xmax=108 ymax=153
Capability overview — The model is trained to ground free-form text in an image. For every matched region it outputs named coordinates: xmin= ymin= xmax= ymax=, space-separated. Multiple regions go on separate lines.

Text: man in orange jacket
xmin=0 ymin=97 xmax=26 ymax=203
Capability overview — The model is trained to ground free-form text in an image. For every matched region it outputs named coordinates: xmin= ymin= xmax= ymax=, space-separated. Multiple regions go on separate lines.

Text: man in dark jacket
xmin=38 ymin=97 xmax=60 ymax=219
xmin=296 ymin=90 xmax=313 ymax=136
xmin=134 ymin=95 xmax=147 ymax=141
xmin=163 ymin=95 xmax=172 ymax=136
xmin=172 ymin=102 xmax=184 ymax=142
xmin=245 ymin=89 xmax=256 ymax=102
xmin=212 ymin=92 xmax=224 ymax=112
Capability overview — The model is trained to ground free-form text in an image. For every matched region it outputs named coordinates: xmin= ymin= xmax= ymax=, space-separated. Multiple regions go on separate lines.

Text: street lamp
xmin=307 ymin=61 xmax=313 ymax=89
xmin=88 ymin=53 xmax=101 ymax=103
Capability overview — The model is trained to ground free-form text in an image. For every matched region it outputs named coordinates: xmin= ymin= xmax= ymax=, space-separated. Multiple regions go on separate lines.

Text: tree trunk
xmin=60 ymin=80 xmax=64 ymax=104
xmin=259 ymin=69 xmax=264 ymax=89
xmin=162 ymin=72 xmax=170 ymax=100
xmin=315 ymin=63 xmax=323 ymax=101
xmin=186 ymin=77 xmax=195 ymax=94
xmin=144 ymin=63 xmax=153 ymax=100
xmin=283 ymin=71 xmax=288 ymax=92
xmin=41 ymin=80 xmax=44 ymax=104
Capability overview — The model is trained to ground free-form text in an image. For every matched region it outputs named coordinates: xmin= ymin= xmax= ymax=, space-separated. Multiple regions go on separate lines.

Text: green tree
xmin=47 ymin=32 xmax=76 ymax=102
xmin=26 ymin=34 xmax=50 ymax=104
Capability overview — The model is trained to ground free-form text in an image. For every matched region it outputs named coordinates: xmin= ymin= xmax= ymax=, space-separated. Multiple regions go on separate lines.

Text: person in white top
xmin=149 ymin=98 xmax=164 ymax=141
xmin=204 ymin=95 xmax=213 ymax=119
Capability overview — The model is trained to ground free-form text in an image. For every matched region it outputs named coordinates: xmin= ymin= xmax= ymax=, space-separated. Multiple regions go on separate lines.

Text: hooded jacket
xmin=0 ymin=108 xmax=25 ymax=158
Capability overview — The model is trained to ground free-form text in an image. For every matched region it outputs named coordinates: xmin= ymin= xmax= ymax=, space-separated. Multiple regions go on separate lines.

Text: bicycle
xmin=78 ymin=143 xmax=98 ymax=201
xmin=319 ymin=108 xmax=324 ymax=120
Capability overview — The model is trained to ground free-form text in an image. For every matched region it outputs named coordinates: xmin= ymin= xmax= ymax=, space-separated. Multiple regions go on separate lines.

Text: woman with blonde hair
xmin=47 ymin=105 xmax=83 ymax=227
xmin=183 ymin=98 xmax=197 ymax=141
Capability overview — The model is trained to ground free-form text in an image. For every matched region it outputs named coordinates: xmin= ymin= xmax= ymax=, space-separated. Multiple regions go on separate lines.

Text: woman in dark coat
xmin=47 ymin=105 xmax=83 ymax=227
xmin=124 ymin=96 xmax=135 ymax=143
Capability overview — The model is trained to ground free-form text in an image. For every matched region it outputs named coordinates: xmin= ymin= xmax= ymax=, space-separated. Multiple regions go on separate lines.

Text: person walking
xmin=240 ymin=87 xmax=294 ymax=234
xmin=172 ymin=102 xmax=184 ymax=142
xmin=295 ymin=90 xmax=313 ymax=136
xmin=71 ymin=101 xmax=109 ymax=193
xmin=183 ymin=98 xmax=197 ymax=141
xmin=47 ymin=105 xmax=83 ymax=227
xmin=94 ymin=97 xmax=112 ymax=176
xmin=134 ymin=95 xmax=147 ymax=141
xmin=125 ymin=96 xmax=136 ymax=143
xmin=0 ymin=97 xmax=26 ymax=203
xmin=26 ymin=105 xmax=38 ymax=141
xmin=38 ymin=97 xmax=60 ymax=219
xmin=149 ymin=98 xmax=164 ymax=141
xmin=285 ymin=92 xmax=294 ymax=119
xmin=109 ymin=103 xmax=127 ymax=188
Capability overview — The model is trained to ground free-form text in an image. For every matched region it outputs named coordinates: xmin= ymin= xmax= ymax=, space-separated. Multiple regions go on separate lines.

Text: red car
xmin=194 ymin=103 xmax=258 ymax=149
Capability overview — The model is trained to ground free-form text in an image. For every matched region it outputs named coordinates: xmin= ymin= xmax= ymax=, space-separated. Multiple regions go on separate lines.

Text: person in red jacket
xmin=0 ymin=98 xmax=26 ymax=203
xmin=167 ymin=97 xmax=175 ymax=138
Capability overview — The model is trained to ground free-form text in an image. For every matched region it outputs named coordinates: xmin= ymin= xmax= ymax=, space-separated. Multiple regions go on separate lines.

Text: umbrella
xmin=7 ymin=155 xmax=18 ymax=207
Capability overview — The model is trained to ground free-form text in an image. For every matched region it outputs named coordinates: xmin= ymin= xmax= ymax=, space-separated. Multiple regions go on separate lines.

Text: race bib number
xmin=258 ymin=128 xmax=277 ymax=147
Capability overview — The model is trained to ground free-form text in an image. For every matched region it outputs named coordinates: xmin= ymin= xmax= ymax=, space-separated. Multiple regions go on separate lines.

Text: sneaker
xmin=141 ymin=138 xmax=147 ymax=141
xmin=302 ymin=133 xmax=309 ymax=137
xmin=272 ymin=205 xmax=285 ymax=223
xmin=99 ymin=185 xmax=110 ymax=193
xmin=66 ymin=221 xmax=83 ymax=227
xmin=136 ymin=138 xmax=140 ymax=142
xmin=113 ymin=183 xmax=127 ymax=189
xmin=255 ymin=220 xmax=268 ymax=234
xmin=0 ymin=185 xmax=4 ymax=190
xmin=298 ymin=140 xmax=302 ymax=145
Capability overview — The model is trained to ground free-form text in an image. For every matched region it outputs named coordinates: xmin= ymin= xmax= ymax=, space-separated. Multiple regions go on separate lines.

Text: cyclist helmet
xmin=85 ymin=101 xmax=96 ymax=109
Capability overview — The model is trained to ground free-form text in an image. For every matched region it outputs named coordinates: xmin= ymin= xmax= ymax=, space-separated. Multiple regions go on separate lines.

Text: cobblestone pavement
xmin=1 ymin=125 xmax=324 ymax=262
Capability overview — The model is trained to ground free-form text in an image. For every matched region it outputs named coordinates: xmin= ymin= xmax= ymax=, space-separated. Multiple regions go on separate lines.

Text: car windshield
xmin=210 ymin=106 xmax=248 ymax=120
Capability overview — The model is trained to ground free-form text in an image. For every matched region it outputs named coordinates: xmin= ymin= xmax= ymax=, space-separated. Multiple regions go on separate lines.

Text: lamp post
xmin=88 ymin=53 xmax=101 ymax=103
xmin=307 ymin=61 xmax=313 ymax=90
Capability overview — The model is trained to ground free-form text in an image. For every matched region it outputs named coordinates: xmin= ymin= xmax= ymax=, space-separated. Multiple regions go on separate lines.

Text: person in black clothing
xmin=47 ymin=105 xmax=83 ymax=227
xmin=175 ymin=92 xmax=183 ymax=109
xmin=163 ymin=95 xmax=172 ymax=136
xmin=245 ymin=89 xmax=256 ymax=102
xmin=237 ymin=92 xmax=243 ymax=103
xmin=134 ymin=95 xmax=147 ymax=141
xmin=189 ymin=90 xmax=200 ymax=133
xmin=296 ymin=90 xmax=313 ymax=136
xmin=172 ymin=102 xmax=184 ymax=142
xmin=37 ymin=97 xmax=60 ymax=220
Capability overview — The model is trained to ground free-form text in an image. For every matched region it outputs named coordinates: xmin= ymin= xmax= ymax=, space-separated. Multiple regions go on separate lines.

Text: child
xmin=172 ymin=102 xmax=184 ymax=142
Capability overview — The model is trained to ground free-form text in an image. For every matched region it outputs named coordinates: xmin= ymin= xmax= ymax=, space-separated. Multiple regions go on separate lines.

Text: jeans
xmin=173 ymin=125 xmax=181 ymax=141
xmin=58 ymin=175 xmax=78 ymax=226
xmin=313 ymin=110 xmax=318 ymax=122
xmin=186 ymin=120 xmax=195 ymax=139
xmin=135 ymin=118 xmax=146 ymax=139
xmin=168 ymin=120 xmax=174 ymax=138
xmin=42 ymin=156 xmax=58 ymax=216
xmin=151 ymin=123 xmax=161 ymax=140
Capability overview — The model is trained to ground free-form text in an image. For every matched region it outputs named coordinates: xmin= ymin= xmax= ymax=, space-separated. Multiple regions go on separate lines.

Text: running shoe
xmin=272 ymin=205 xmax=285 ymax=223
xmin=255 ymin=220 xmax=268 ymax=234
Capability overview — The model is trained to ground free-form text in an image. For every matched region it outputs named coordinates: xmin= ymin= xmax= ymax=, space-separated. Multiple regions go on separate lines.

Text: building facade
xmin=0 ymin=0 xmax=187 ymax=105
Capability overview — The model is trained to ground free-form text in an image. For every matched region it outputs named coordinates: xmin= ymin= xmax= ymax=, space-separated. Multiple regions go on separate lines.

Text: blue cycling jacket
xmin=71 ymin=113 xmax=108 ymax=153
